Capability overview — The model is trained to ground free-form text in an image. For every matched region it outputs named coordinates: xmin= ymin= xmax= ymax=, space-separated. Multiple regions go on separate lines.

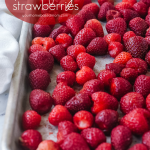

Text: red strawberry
xmin=98 ymin=2 xmax=115 ymax=21
xmin=76 ymin=52 xmax=96 ymax=69
xmin=106 ymin=10 xmax=122 ymax=22
xmin=55 ymin=33 xmax=72 ymax=49
xmin=126 ymin=58 xmax=148 ymax=75
xmin=123 ymin=31 xmax=136 ymax=43
xmin=122 ymin=0 xmax=137 ymax=6
xmin=145 ymin=50 xmax=150 ymax=66
xmin=104 ymin=33 xmax=122 ymax=45
xmin=125 ymin=36 xmax=148 ymax=59
xmin=111 ymin=125 xmax=132 ymax=150
xmin=67 ymin=45 xmax=86 ymax=60
xmin=60 ymin=55 xmax=78 ymax=72
xmin=76 ymin=66 xmax=96 ymax=85
xmin=146 ymin=94 xmax=150 ymax=111
xmin=52 ymin=82 xmax=75 ymax=105
xmin=81 ymin=128 xmax=106 ymax=149
xmin=97 ymin=70 xmax=116 ymax=89
xmin=129 ymin=144 xmax=148 ymax=150
xmin=49 ymin=25 xmax=70 ymax=40
xmin=80 ymin=79 xmax=104 ymax=96
xmin=58 ymin=13 xmax=73 ymax=25
xmin=73 ymin=28 xmax=96 ymax=47
xmin=65 ymin=93 xmax=92 ymax=114
xmin=37 ymin=140 xmax=61 ymax=150
xmin=73 ymin=110 xmax=94 ymax=130
xmin=28 ymin=44 xmax=46 ymax=55
xmin=110 ymin=77 xmax=133 ymax=100
xmin=120 ymin=108 xmax=150 ymax=135
xmin=32 ymin=37 xmax=43 ymax=45
xmin=142 ymin=131 xmax=150 ymax=149
xmin=29 ymin=69 xmax=50 ymax=90
xmin=86 ymin=37 xmax=108 ymax=55
xmin=20 ymin=130 xmax=42 ymax=150
xmin=145 ymin=15 xmax=150 ymax=26
xmin=96 ymin=143 xmax=112 ymax=150
xmin=29 ymin=89 xmax=53 ymax=114
xmin=115 ymin=2 xmax=133 ymax=12
xmin=49 ymin=45 xmax=66 ymax=62
xmin=146 ymin=27 xmax=150 ymax=36
xmin=98 ymin=0 xmax=114 ymax=6
xmin=106 ymin=18 xmax=127 ymax=37
xmin=120 ymin=68 xmax=138 ymax=83
xmin=56 ymin=71 xmax=76 ymax=87
xmin=129 ymin=17 xmax=148 ymax=37
xmin=91 ymin=92 xmax=118 ymax=114
xmin=95 ymin=109 xmax=118 ymax=133
xmin=48 ymin=105 xmax=72 ymax=126
xmin=145 ymin=36 xmax=150 ymax=49
xmin=84 ymin=19 xmax=104 ymax=37
xmin=28 ymin=51 xmax=54 ymax=72
xmin=57 ymin=121 xmax=78 ymax=145
xmin=120 ymin=92 xmax=145 ymax=114
xmin=133 ymin=2 xmax=148 ymax=18
xmin=108 ymin=42 xmax=124 ymax=58
xmin=134 ymin=75 xmax=150 ymax=98
xmin=60 ymin=133 xmax=90 ymax=150
xmin=105 ymin=63 xmax=125 ymax=76
xmin=66 ymin=15 xmax=84 ymax=37
xmin=22 ymin=110 xmax=41 ymax=130
xmin=140 ymin=0 xmax=150 ymax=6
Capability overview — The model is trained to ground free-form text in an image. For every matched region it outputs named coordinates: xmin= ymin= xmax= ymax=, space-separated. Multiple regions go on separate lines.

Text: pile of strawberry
xmin=19 ymin=0 xmax=150 ymax=149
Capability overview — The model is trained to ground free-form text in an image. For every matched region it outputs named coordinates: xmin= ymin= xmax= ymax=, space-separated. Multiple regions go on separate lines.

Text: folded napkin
xmin=0 ymin=0 xmax=22 ymax=94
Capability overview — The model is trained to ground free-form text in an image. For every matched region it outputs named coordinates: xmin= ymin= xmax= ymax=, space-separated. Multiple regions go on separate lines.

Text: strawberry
xmin=37 ymin=140 xmax=61 ymax=150
xmin=76 ymin=52 xmax=96 ymax=69
xmin=76 ymin=66 xmax=96 ymax=85
xmin=57 ymin=121 xmax=78 ymax=145
xmin=120 ymin=68 xmax=138 ymax=83
xmin=111 ymin=125 xmax=132 ymax=150
xmin=28 ymin=44 xmax=46 ymax=55
xmin=140 ymin=0 xmax=150 ymax=7
xmin=146 ymin=27 xmax=150 ymax=36
xmin=115 ymin=2 xmax=133 ymax=12
xmin=49 ymin=25 xmax=70 ymax=40
xmin=80 ymin=79 xmax=104 ymax=96
xmin=66 ymin=15 xmax=84 ymax=37
xmin=129 ymin=17 xmax=148 ymax=37
xmin=113 ymin=52 xmax=132 ymax=65
xmin=22 ymin=110 xmax=41 ymax=130
xmin=60 ymin=55 xmax=78 ymax=72
xmin=108 ymin=42 xmax=124 ymax=58
xmin=122 ymin=0 xmax=137 ymax=6
xmin=81 ymin=128 xmax=106 ymax=149
xmin=134 ymin=75 xmax=150 ymax=98
xmin=28 ymin=51 xmax=54 ymax=72
xmin=110 ymin=77 xmax=133 ymax=100
xmin=60 ymin=133 xmax=90 ymax=150
xmin=67 ymin=45 xmax=86 ymax=60
xmin=120 ymin=108 xmax=150 ymax=135
xmin=129 ymin=144 xmax=148 ymax=150
xmin=20 ymin=130 xmax=42 ymax=150
xmin=58 ymin=13 xmax=73 ymax=25
xmin=73 ymin=110 xmax=94 ymax=130
xmin=145 ymin=15 xmax=150 ymax=26
xmin=98 ymin=0 xmax=114 ymax=6
xmin=52 ymin=82 xmax=75 ymax=105
xmin=95 ymin=109 xmax=118 ymax=134
xmin=29 ymin=89 xmax=53 ymax=114
xmin=97 ymin=70 xmax=116 ymax=89
xmin=91 ymin=92 xmax=118 ymax=114
xmin=142 ymin=131 xmax=150 ymax=149
xmin=145 ymin=36 xmax=150 ymax=49
xmin=48 ymin=105 xmax=72 ymax=126
xmin=105 ymin=63 xmax=125 ymax=76
xmin=32 ymin=37 xmax=43 ymax=45
xmin=65 ymin=93 xmax=92 ymax=114
xmin=56 ymin=71 xmax=76 ymax=87
xmin=123 ymin=31 xmax=136 ymax=43
xmin=104 ymin=33 xmax=122 ymax=45
xmin=98 ymin=2 xmax=115 ymax=21
xmin=84 ymin=19 xmax=104 ymax=37
xmin=126 ymin=58 xmax=148 ymax=75
xmin=29 ymin=69 xmax=50 ymax=90
xmin=133 ymin=2 xmax=148 ymax=18
xmin=55 ymin=33 xmax=72 ymax=49
xmin=106 ymin=18 xmax=127 ymax=37
xmin=96 ymin=143 xmax=112 ymax=150
xmin=145 ymin=50 xmax=150 ymax=66
xmin=146 ymin=94 xmax=150 ymax=112
xmin=49 ymin=45 xmax=66 ymax=62
xmin=86 ymin=37 xmax=108 ymax=55
xmin=125 ymin=36 xmax=148 ymax=59
xmin=120 ymin=92 xmax=145 ymax=114
xmin=73 ymin=28 xmax=96 ymax=47
xmin=106 ymin=10 xmax=122 ymax=22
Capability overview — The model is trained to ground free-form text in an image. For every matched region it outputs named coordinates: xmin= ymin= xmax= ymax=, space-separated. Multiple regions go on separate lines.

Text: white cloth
xmin=0 ymin=0 xmax=22 ymax=94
